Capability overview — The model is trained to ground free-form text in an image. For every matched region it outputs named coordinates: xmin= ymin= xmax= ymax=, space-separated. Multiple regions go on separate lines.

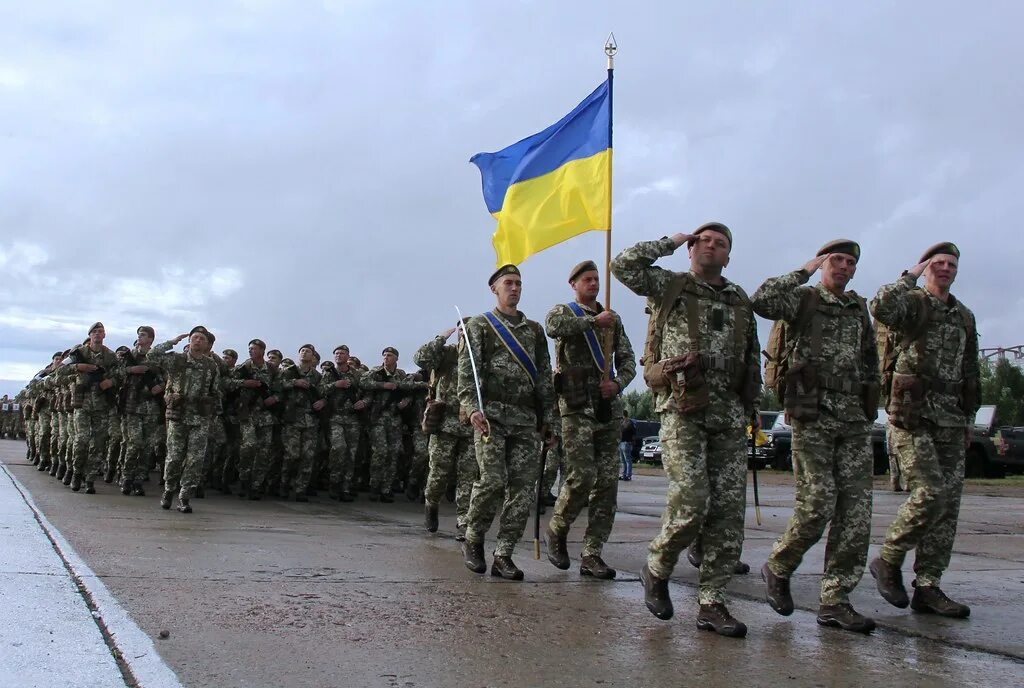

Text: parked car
xmin=639 ymin=435 xmax=662 ymax=464
xmin=966 ymin=405 xmax=1023 ymax=478
xmin=747 ymin=411 xmax=779 ymax=468
xmin=629 ymin=419 xmax=661 ymax=461
xmin=759 ymin=413 xmax=793 ymax=470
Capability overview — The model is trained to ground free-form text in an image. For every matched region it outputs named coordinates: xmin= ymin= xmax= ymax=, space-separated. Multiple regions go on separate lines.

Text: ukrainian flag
xmin=471 ymin=80 xmax=611 ymax=267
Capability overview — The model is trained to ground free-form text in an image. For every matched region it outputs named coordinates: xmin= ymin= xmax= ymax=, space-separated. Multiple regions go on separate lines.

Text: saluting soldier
xmin=753 ymin=240 xmax=879 ymax=634
xmin=458 ymin=264 xmax=556 ymax=581
xmin=544 ymin=260 xmax=636 ymax=580
xmin=612 ymin=223 xmax=761 ymax=637
xmin=868 ymin=242 xmax=979 ymax=619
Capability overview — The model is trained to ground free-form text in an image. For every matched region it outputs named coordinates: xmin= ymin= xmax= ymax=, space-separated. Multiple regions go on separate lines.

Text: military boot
xmin=132 ymin=481 xmax=146 ymax=497
xmin=103 ymin=467 xmax=115 ymax=483
xmin=379 ymin=491 xmax=394 ymax=504
xmin=367 ymin=492 xmax=380 ymax=502
xmin=62 ymin=469 xmax=74 ymax=486
xmin=37 ymin=461 xmax=51 ymax=472
xmin=177 ymin=498 xmax=192 ymax=514
xmin=490 ymin=556 xmax=524 ymax=581
xmin=121 ymin=479 xmax=132 ymax=496
xmin=910 ymin=584 xmax=970 ymax=618
xmin=339 ymin=490 xmax=355 ymax=503
xmin=817 ymin=603 xmax=876 ymax=633
xmin=542 ymin=492 xmax=557 ymax=507
xmin=237 ymin=485 xmax=248 ymax=499
xmin=762 ymin=563 xmax=794 ymax=616
xmin=405 ymin=481 xmax=420 ymax=502
xmin=295 ymin=492 xmax=309 ymax=503
xmin=640 ymin=564 xmax=673 ymax=620
xmin=580 ymin=555 xmax=616 ymax=580
xmin=869 ymin=557 xmax=909 ymax=608
xmin=195 ymin=486 xmax=206 ymax=499
xmin=454 ymin=524 xmax=466 ymax=542
xmin=160 ymin=491 xmax=172 ymax=510
xmin=84 ymin=481 xmax=96 ymax=494
xmin=697 ymin=603 xmax=747 ymax=638
xmin=463 ymin=540 xmax=486 ymax=574
xmin=424 ymin=503 xmax=439 ymax=532
xmin=545 ymin=524 xmax=570 ymax=570
xmin=50 ymin=462 xmax=60 ymax=477
xmin=70 ymin=473 xmax=82 ymax=491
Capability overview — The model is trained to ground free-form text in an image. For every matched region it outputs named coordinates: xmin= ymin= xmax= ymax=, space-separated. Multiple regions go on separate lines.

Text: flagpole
xmin=602 ymin=33 xmax=617 ymax=383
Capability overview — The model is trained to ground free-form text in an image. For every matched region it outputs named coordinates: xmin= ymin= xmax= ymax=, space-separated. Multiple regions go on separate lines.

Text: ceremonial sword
xmin=455 ymin=305 xmax=490 ymax=442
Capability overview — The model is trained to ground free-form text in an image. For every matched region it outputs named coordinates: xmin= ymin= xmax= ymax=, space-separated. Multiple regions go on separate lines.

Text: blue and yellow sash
xmin=482 ymin=311 xmax=538 ymax=384
xmin=566 ymin=302 xmax=613 ymax=376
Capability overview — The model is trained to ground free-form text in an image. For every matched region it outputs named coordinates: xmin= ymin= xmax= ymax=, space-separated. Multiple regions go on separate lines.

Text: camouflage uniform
xmin=871 ymin=275 xmax=979 ymax=588
xmin=202 ymin=356 xmax=231 ymax=492
xmin=119 ymin=347 xmax=163 ymax=491
xmin=64 ymin=344 xmax=120 ymax=487
xmin=360 ymin=364 xmax=417 ymax=497
xmin=0 ymin=395 xmax=11 ymax=438
xmin=541 ymin=404 xmax=564 ymax=500
xmin=228 ymin=360 xmax=279 ymax=496
xmin=459 ymin=309 xmax=555 ymax=557
xmin=403 ymin=383 xmax=431 ymax=495
xmin=148 ymin=341 xmax=221 ymax=504
xmin=612 ymin=237 xmax=759 ymax=605
xmin=320 ymin=363 xmax=363 ymax=497
xmin=414 ymin=335 xmax=478 ymax=526
xmin=753 ymin=270 xmax=878 ymax=605
xmin=545 ymin=300 xmax=636 ymax=559
xmin=279 ymin=363 xmax=323 ymax=497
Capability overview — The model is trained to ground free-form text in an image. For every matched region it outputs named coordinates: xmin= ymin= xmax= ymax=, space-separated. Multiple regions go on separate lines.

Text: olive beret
xmin=189 ymin=325 xmax=215 ymax=345
xmin=488 ymin=263 xmax=521 ymax=286
xmin=88 ymin=321 xmax=104 ymax=334
xmin=115 ymin=346 xmax=130 ymax=354
xmin=298 ymin=343 xmax=316 ymax=353
xmin=334 ymin=344 xmax=349 ymax=354
xmin=222 ymin=349 xmax=238 ymax=359
xmin=568 ymin=260 xmax=599 ymax=282
xmin=248 ymin=338 xmax=266 ymax=349
xmin=267 ymin=349 xmax=282 ymax=358
xmin=817 ymin=239 xmax=861 ymax=262
xmin=919 ymin=242 xmax=960 ymax=263
xmin=52 ymin=351 xmax=64 ymax=359
xmin=137 ymin=325 xmax=155 ymax=338
xmin=382 ymin=346 xmax=399 ymax=357
xmin=691 ymin=221 xmax=733 ymax=248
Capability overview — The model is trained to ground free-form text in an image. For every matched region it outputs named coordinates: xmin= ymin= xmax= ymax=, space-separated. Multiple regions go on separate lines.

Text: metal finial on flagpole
xmin=605 ymin=32 xmax=617 ymax=69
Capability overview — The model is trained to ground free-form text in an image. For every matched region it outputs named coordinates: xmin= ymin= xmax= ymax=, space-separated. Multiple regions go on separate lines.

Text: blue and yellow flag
xmin=471 ymin=80 xmax=611 ymax=267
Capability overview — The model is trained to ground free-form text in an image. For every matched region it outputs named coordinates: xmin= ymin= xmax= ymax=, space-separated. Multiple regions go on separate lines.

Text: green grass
xmin=965 ymin=474 xmax=1024 ymax=487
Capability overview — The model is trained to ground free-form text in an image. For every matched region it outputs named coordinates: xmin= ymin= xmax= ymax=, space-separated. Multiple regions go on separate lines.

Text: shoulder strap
xmin=567 ymin=302 xmax=609 ymax=373
xmin=482 ymin=311 xmax=539 ymax=384
xmin=730 ymin=284 xmax=752 ymax=358
xmin=648 ymin=273 xmax=689 ymax=361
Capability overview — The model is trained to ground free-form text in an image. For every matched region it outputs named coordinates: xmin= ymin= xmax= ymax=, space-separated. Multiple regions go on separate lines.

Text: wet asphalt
xmin=1 ymin=438 xmax=1022 ymax=688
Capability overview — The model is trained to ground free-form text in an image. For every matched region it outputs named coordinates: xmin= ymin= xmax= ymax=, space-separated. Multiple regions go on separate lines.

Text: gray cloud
xmin=2 ymin=1 xmax=1022 ymax=395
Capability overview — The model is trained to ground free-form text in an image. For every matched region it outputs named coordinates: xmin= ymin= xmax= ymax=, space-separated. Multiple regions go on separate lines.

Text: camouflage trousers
xmin=222 ymin=420 xmax=241 ymax=486
xmin=406 ymin=430 xmax=430 ymax=489
xmin=327 ymin=417 xmax=361 ymax=491
xmin=548 ymin=414 xmax=620 ymax=558
xmin=281 ymin=418 xmax=319 ymax=494
xmin=369 ymin=413 xmax=403 ymax=494
xmin=465 ymin=423 xmax=542 ymax=557
xmin=204 ymin=416 xmax=227 ymax=485
xmin=767 ymin=416 xmax=873 ymax=605
xmin=24 ymin=416 xmax=36 ymax=459
xmin=164 ymin=419 xmax=210 ymax=501
xmin=237 ymin=419 xmax=273 ymax=493
xmin=541 ymin=441 xmax=564 ymax=498
xmin=880 ymin=423 xmax=966 ymax=587
xmin=424 ymin=430 xmax=477 ymax=526
xmin=105 ymin=409 xmax=123 ymax=478
xmin=72 ymin=408 xmax=110 ymax=483
xmin=648 ymin=411 xmax=747 ymax=605
xmin=60 ymin=412 xmax=75 ymax=470
xmin=35 ymin=411 xmax=52 ymax=466
xmin=121 ymin=413 xmax=159 ymax=484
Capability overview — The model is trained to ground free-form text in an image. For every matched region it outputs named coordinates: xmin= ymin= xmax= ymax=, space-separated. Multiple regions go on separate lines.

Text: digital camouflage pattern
xmin=320 ymin=362 xmax=363 ymax=495
xmin=871 ymin=276 xmax=979 ymax=586
xmin=228 ymin=359 xmax=279 ymax=494
xmin=753 ymin=269 xmax=877 ymax=604
xmin=279 ymin=363 xmax=323 ymax=496
xmin=63 ymin=343 xmax=120 ymax=484
xmin=544 ymin=300 xmax=636 ymax=558
xmin=612 ymin=238 xmax=758 ymax=604
xmin=359 ymin=364 xmax=418 ymax=494
xmin=458 ymin=308 xmax=554 ymax=556
xmin=414 ymin=335 xmax=477 ymax=520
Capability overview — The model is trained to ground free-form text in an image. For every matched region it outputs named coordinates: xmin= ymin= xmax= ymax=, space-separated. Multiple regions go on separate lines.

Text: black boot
xmin=697 ymin=603 xmax=747 ymax=638
xmin=70 ymin=474 xmax=82 ymax=492
xmin=160 ymin=491 xmax=172 ymax=510
xmin=455 ymin=524 xmax=466 ymax=542
xmin=580 ymin=555 xmax=616 ymax=580
xmin=817 ymin=603 xmax=876 ymax=633
xmin=406 ymin=481 xmax=420 ymax=502
xmin=545 ymin=524 xmax=570 ymax=570
xmin=50 ymin=462 xmax=59 ymax=477
xmin=640 ymin=564 xmax=673 ymax=620
xmin=37 ymin=461 xmax=51 ymax=472
xmin=490 ymin=556 xmax=524 ymax=581
xmin=177 ymin=498 xmax=192 ymax=513
xmin=910 ymin=584 xmax=970 ymax=618
xmin=121 ymin=480 xmax=132 ymax=495
xmin=869 ymin=557 xmax=909 ymax=608
xmin=379 ymin=491 xmax=394 ymax=503
xmin=762 ymin=563 xmax=794 ymax=616
xmin=542 ymin=492 xmax=557 ymax=507
xmin=103 ymin=467 xmax=115 ymax=483
xmin=424 ymin=504 xmax=439 ymax=532
xmin=84 ymin=481 xmax=95 ymax=494
xmin=132 ymin=481 xmax=146 ymax=497
xmin=63 ymin=469 xmax=74 ymax=486
xmin=463 ymin=540 xmax=486 ymax=574
xmin=295 ymin=492 xmax=309 ymax=503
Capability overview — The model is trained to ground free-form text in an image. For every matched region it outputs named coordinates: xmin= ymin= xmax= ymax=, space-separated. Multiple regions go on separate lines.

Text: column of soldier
xmin=11 ymin=226 xmax=976 ymax=640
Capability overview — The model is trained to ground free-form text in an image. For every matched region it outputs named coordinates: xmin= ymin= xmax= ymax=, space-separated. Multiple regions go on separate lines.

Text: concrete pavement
xmin=1 ymin=438 xmax=1022 ymax=687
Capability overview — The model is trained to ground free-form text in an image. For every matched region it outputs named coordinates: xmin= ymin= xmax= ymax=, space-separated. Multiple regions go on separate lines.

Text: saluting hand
xmin=174 ymin=333 xmax=189 ymax=344
xmin=802 ymin=254 xmax=830 ymax=275
xmin=441 ymin=326 xmax=458 ymax=339
xmin=669 ymin=232 xmax=695 ymax=249
xmin=908 ymin=258 xmax=932 ymax=279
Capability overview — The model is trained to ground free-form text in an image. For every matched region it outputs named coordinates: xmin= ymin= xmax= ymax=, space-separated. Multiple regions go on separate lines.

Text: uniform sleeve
xmin=746 ymin=309 xmax=762 ymax=413
xmin=359 ymin=368 xmax=388 ymax=390
xmin=544 ymin=303 xmax=594 ymax=338
xmin=610 ymin=237 xmax=678 ymax=299
xmin=751 ymin=270 xmax=811 ymax=322
xmin=413 ymin=336 xmax=447 ymax=370
xmin=962 ymin=308 xmax=981 ymax=419
xmin=612 ymin=315 xmax=637 ymax=392
xmin=458 ymin=319 xmax=486 ymax=418
xmin=146 ymin=341 xmax=181 ymax=374
xmin=533 ymin=323 xmax=556 ymax=428
xmin=870 ymin=274 xmax=920 ymax=329
xmin=861 ymin=308 xmax=880 ymax=385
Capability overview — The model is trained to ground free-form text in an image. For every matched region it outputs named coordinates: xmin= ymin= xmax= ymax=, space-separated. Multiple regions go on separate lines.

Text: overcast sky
xmin=2 ymin=1 xmax=1023 ymax=396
